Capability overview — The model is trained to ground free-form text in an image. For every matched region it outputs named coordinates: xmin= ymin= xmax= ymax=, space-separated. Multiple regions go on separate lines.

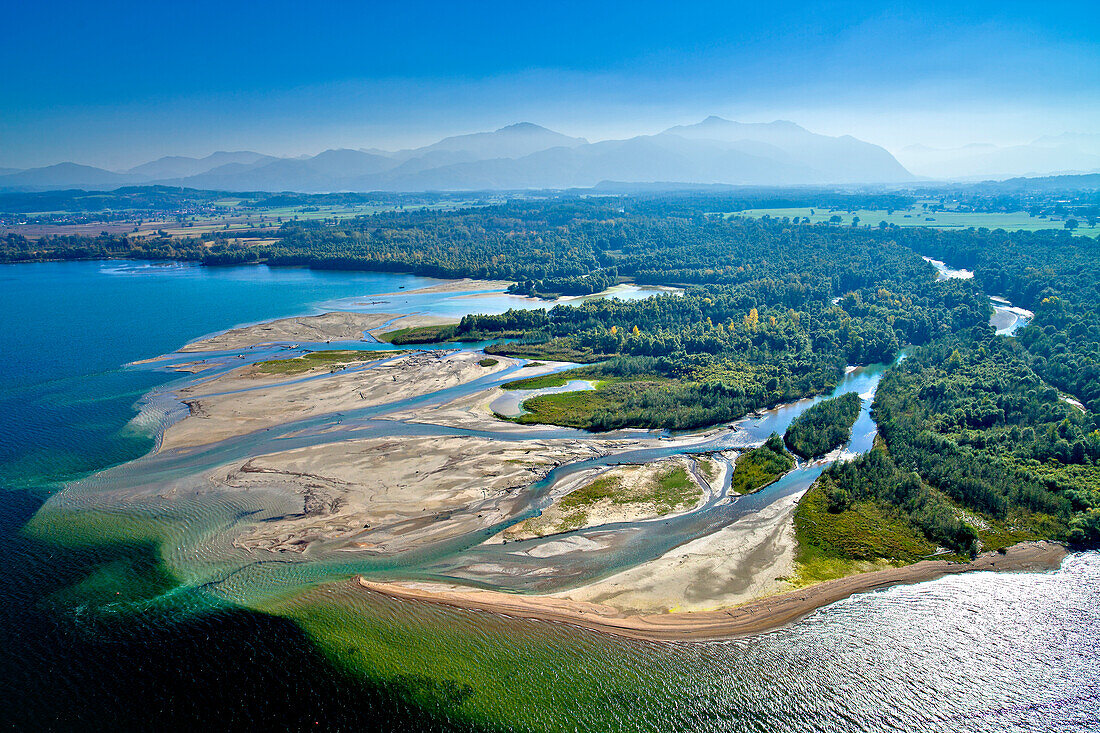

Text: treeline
xmin=618 ymin=190 xmax=917 ymax=218
xmin=237 ymin=201 xmax=960 ymax=291
xmin=0 ymin=186 xmax=483 ymax=215
xmin=784 ymin=392 xmax=862 ymax=458
xmin=0 ymin=232 xmax=215 ymax=263
xmin=876 ymin=225 xmax=1099 ymax=411
xmin=0 ymin=186 xmax=242 ymax=214
xmin=1016 ymin=296 xmax=1100 ymax=412
xmin=581 ymin=355 xmax=843 ymax=431
xmin=506 ymin=269 xmax=618 ymax=298
xmin=730 ymin=435 xmax=794 ymax=495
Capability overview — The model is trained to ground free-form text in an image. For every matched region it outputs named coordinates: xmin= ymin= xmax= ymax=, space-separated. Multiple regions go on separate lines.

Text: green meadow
xmin=736 ymin=207 xmax=1100 ymax=235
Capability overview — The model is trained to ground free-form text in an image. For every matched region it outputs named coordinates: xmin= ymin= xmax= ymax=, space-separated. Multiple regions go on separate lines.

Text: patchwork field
xmin=736 ymin=206 xmax=1099 ymax=235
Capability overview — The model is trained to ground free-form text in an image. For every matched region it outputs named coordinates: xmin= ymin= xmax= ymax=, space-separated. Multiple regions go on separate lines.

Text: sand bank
xmin=376 ymin=278 xmax=514 ymax=297
xmin=181 ymin=312 xmax=401 ymax=352
xmin=213 ymin=433 xmax=621 ymax=555
xmin=369 ymin=313 xmax=459 ymax=336
xmin=557 ymin=489 xmax=798 ymax=613
xmin=163 ymin=350 xmax=513 ymax=449
xmin=501 ymin=457 xmax=709 ymax=542
xmin=382 ymin=361 xmax=583 ymax=432
xmin=358 ymin=541 xmax=1065 ymax=641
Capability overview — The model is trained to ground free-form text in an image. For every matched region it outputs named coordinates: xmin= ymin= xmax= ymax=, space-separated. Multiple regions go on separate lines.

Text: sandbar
xmin=358 ymin=540 xmax=1065 ymax=641
xmin=214 ymin=433 xmax=620 ymax=555
xmin=164 ymin=350 xmax=512 ymax=449
xmin=181 ymin=312 xmax=401 ymax=352
xmin=376 ymin=278 xmax=514 ymax=296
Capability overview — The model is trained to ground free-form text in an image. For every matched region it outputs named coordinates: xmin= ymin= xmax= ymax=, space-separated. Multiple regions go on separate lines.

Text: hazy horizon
xmin=7 ymin=115 xmax=1100 ymax=173
xmin=3 ymin=0 xmax=1098 ymax=171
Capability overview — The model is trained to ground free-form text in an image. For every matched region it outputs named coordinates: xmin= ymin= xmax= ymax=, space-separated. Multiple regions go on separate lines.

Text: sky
xmin=2 ymin=0 xmax=1098 ymax=169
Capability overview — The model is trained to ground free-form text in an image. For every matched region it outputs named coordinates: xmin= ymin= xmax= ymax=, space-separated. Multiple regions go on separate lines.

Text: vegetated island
xmin=784 ymin=391 xmax=863 ymax=458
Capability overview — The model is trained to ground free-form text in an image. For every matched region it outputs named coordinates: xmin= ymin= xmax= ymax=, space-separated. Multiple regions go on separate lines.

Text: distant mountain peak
xmin=693 ymin=116 xmax=805 ymax=130
xmin=496 ymin=122 xmax=551 ymax=133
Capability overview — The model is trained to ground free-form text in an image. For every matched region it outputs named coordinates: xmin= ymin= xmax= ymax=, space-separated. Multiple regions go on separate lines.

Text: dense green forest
xmin=813 ymin=334 xmax=1100 ymax=559
xmin=784 ymin=392 xmax=862 ymax=458
xmin=0 ymin=232 xmax=216 ymax=262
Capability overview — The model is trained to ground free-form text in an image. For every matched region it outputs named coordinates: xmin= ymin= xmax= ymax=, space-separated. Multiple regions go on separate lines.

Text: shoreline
xmin=358 ymin=540 xmax=1066 ymax=642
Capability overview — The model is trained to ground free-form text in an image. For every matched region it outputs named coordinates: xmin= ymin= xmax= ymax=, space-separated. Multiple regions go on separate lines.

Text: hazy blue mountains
xmin=0 ymin=118 xmax=916 ymax=192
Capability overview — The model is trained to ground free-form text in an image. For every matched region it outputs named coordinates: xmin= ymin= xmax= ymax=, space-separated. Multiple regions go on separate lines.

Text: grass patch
xmin=650 ymin=465 xmax=699 ymax=511
xmin=251 ymin=349 xmax=401 ymax=376
xmin=478 ymin=357 xmax=498 ymax=367
xmin=560 ymin=475 xmax=622 ymax=508
xmin=379 ymin=325 xmax=458 ymax=344
xmin=501 ymin=373 xmax=570 ymax=390
xmin=512 ymin=377 xmax=675 ymax=429
xmin=696 ymin=456 xmax=719 ymax=482
xmin=557 ymin=510 xmax=590 ymax=532
xmin=736 ymin=206 xmax=1100 ymax=236
xmin=561 ymin=464 xmax=699 ymax=514
xmin=730 ymin=435 xmax=794 ymax=495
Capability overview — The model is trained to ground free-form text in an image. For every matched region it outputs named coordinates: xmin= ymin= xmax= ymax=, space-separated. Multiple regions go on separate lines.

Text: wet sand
xmin=358 ymin=541 xmax=1066 ymax=641
xmin=163 ymin=350 xmax=513 ymax=449
xmin=217 ymin=434 xmax=620 ymax=555
xmin=369 ymin=313 xmax=458 ymax=336
xmin=180 ymin=312 xmax=400 ymax=352
xmin=557 ymin=489 xmax=799 ymax=613
xmin=376 ymin=278 xmax=514 ymax=296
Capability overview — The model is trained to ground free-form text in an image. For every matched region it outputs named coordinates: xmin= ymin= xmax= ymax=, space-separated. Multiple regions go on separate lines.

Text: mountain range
xmin=897 ymin=133 xmax=1100 ymax=180
xmin=0 ymin=118 xmax=917 ymax=192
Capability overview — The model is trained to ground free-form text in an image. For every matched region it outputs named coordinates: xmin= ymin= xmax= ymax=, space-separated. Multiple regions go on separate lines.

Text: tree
xmin=743 ymin=308 xmax=759 ymax=329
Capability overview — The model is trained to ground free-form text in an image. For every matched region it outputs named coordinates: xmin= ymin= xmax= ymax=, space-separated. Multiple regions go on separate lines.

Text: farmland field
xmin=736 ymin=206 xmax=1099 ymax=235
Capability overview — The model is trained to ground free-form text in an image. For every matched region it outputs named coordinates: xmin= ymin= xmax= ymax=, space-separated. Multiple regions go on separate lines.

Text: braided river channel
xmin=1 ymin=260 xmax=1096 ymax=731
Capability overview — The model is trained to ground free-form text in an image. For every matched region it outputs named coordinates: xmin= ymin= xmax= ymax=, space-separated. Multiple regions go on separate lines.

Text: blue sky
xmin=2 ymin=0 xmax=1097 ymax=168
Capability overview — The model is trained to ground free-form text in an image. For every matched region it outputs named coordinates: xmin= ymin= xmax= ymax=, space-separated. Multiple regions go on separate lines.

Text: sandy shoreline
xmin=358 ymin=541 xmax=1066 ymax=642
xmin=178 ymin=311 xmax=466 ymax=352
xmin=162 ymin=350 xmax=521 ymax=449
xmin=180 ymin=312 xmax=400 ymax=352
